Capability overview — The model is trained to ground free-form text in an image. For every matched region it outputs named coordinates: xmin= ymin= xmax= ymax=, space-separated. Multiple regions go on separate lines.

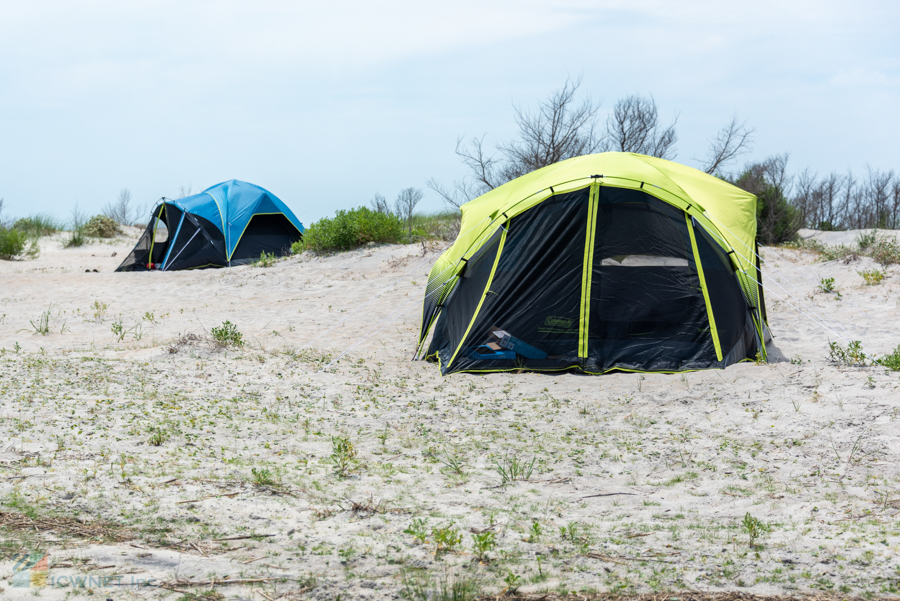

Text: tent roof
xmin=439 ymin=152 xmax=757 ymax=282
xmin=171 ymin=180 xmax=304 ymax=260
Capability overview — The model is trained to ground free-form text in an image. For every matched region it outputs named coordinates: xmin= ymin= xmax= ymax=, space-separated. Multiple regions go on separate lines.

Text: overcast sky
xmin=1 ymin=0 xmax=898 ymax=224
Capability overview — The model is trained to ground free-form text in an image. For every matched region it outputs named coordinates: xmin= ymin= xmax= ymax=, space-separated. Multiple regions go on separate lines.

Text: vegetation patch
xmin=83 ymin=214 xmax=121 ymax=238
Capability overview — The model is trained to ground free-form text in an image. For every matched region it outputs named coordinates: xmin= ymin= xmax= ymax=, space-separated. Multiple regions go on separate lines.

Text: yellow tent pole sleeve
xmin=445 ymin=227 xmax=509 ymax=371
xmin=686 ymin=214 xmax=723 ymax=361
xmin=579 ymin=184 xmax=599 ymax=359
xmin=148 ymin=204 xmax=165 ymax=265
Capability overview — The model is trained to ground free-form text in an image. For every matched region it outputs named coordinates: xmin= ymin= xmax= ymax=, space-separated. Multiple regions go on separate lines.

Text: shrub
xmin=858 ymin=269 xmax=884 ymax=286
xmin=302 ymin=207 xmax=404 ymax=253
xmin=868 ymin=237 xmax=900 ymax=266
xmin=878 ymin=345 xmax=900 ymax=371
xmin=828 ymin=340 xmax=869 ymax=366
xmin=0 ymin=227 xmax=39 ymax=260
xmin=83 ymin=214 xmax=121 ymax=238
xmin=210 ymin=320 xmax=244 ymax=348
xmin=13 ymin=214 xmax=62 ymax=237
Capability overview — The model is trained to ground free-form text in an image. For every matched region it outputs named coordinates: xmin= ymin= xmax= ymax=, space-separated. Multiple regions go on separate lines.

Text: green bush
xmin=878 ymin=345 xmax=900 ymax=371
xmin=211 ymin=320 xmax=244 ymax=348
xmin=301 ymin=207 xmax=405 ymax=253
xmin=83 ymin=214 xmax=121 ymax=238
xmin=13 ymin=214 xmax=62 ymax=237
xmin=0 ymin=227 xmax=39 ymax=260
xmin=868 ymin=237 xmax=900 ymax=266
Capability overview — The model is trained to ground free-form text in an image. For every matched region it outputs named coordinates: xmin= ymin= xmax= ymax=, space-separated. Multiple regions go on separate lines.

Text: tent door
xmin=160 ymin=212 xmax=186 ymax=271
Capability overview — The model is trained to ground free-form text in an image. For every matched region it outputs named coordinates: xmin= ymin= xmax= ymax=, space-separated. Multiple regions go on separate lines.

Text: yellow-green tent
xmin=417 ymin=152 xmax=769 ymax=375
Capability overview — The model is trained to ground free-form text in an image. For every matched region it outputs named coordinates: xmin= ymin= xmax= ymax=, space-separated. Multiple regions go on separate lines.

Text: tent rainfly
xmin=117 ymin=180 xmax=303 ymax=272
xmin=417 ymin=152 xmax=769 ymax=375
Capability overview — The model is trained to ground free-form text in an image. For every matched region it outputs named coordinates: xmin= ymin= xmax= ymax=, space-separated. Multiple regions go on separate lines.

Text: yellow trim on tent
xmin=445 ymin=226 xmax=509 ymax=371
xmin=578 ymin=183 xmax=599 ymax=359
xmin=685 ymin=213 xmax=723 ymax=361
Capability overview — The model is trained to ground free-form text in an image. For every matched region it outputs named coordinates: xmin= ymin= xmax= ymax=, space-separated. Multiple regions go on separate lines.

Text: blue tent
xmin=117 ymin=180 xmax=304 ymax=271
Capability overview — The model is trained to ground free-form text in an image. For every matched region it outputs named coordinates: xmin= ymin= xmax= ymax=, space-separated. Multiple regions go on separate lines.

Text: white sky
xmin=1 ymin=0 xmax=898 ymax=223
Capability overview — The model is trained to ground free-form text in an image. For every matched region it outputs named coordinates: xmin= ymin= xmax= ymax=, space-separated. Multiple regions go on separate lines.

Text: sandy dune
xmin=0 ymin=230 xmax=899 ymax=599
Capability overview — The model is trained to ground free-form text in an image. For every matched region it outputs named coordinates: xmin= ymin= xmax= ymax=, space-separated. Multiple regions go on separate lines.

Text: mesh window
xmin=115 ymin=205 xmax=170 ymax=271
xmin=585 ymin=188 xmax=717 ymax=372
xmin=441 ymin=188 xmax=590 ymax=374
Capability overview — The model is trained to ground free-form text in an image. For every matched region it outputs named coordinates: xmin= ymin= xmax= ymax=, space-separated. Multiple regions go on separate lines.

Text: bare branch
xmin=426 ymin=177 xmax=479 ymax=210
xmin=703 ymin=115 xmax=755 ymax=174
xmin=498 ymin=75 xmax=603 ymax=179
xmin=370 ymin=193 xmax=390 ymax=214
xmin=455 ymin=135 xmax=502 ymax=192
xmin=606 ymin=94 xmax=677 ymax=159
xmin=394 ymin=187 xmax=425 ymax=235
xmin=102 ymin=188 xmax=135 ymax=226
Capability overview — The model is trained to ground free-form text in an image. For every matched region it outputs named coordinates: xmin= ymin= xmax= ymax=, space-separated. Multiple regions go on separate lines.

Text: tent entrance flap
xmin=585 ymin=188 xmax=718 ymax=372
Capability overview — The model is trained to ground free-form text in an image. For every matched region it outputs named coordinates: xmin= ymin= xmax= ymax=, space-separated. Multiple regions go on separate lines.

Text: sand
xmin=0 ymin=230 xmax=899 ymax=599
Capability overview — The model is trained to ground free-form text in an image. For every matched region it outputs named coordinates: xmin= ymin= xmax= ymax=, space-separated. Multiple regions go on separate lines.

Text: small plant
xmin=818 ymin=277 xmax=836 ymax=294
xmin=377 ymin=425 xmax=390 ymax=447
xmin=64 ymin=206 xmax=88 ymax=248
xmin=330 ymin=435 xmax=358 ymax=477
xmin=403 ymin=518 xmax=429 ymax=545
xmin=253 ymin=251 xmax=277 ymax=268
xmin=148 ymin=428 xmax=169 ymax=446
xmin=111 ymin=319 xmax=125 ymax=341
xmin=856 ymin=230 xmax=878 ymax=250
xmin=494 ymin=454 xmax=535 ymax=485
xmin=290 ymin=239 xmax=305 ymax=254
xmin=742 ymin=512 xmax=766 ymax=547
xmin=858 ymin=268 xmax=884 ymax=285
xmin=560 ymin=521 xmax=579 ymax=542
xmin=29 ymin=306 xmax=52 ymax=335
xmin=828 ymin=340 xmax=869 ymax=366
xmin=503 ymin=570 xmax=521 ymax=594
xmin=471 ymin=530 xmax=496 ymax=562
xmin=435 ymin=448 xmax=467 ymax=475
xmin=431 ymin=524 xmax=462 ymax=555
xmin=211 ymin=320 xmax=244 ymax=348
xmin=251 ymin=467 xmax=277 ymax=487
xmin=92 ymin=301 xmax=109 ymax=322
xmin=527 ymin=519 xmax=542 ymax=543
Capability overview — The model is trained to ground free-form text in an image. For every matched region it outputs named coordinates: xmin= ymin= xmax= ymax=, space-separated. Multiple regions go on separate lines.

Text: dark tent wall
xmin=229 ymin=214 xmax=302 ymax=264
